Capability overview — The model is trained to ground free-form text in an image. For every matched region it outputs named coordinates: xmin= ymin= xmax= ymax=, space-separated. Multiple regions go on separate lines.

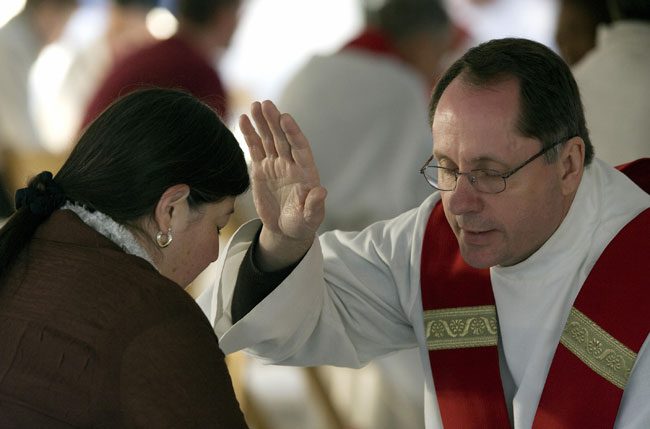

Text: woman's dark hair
xmin=0 ymin=87 xmax=249 ymax=272
xmin=429 ymin=38 xmax=594 ymax=165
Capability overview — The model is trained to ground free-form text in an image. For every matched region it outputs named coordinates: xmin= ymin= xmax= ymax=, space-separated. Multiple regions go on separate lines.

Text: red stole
xmin=420 ymin=160 xmax=649 ymax=428
xmin=420 ymin=202 xmax=509 ymax=427
xmin=341 ymin=27 xmax=403 ymax=62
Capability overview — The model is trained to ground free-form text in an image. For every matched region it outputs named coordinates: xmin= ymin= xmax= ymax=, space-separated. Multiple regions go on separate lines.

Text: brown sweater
xmin=0 ymin=210 xmax=248 ymax=428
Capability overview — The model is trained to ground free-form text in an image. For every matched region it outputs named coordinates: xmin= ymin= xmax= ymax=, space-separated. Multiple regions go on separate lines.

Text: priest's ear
xmin=557 ymin=136 xmax=585 ymax=196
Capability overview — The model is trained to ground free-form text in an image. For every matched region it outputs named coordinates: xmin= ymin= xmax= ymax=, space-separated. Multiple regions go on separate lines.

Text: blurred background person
xmin=44 ymin=0 xmax=157 ymax=150
xmin=572 ymin=0 xmax=650 ymax=166
xmin=278 ymin=0 xmax=455 ymax=232
xmin=82 ymin=0 xmax=240 ymax=128
xmin=554 ymin=0 xmax=611 ymax=66
xmin=0 ymin=0 xmax=78 ymax=218
xmin=0 ymin=88 xmax=249 ymax=427
xmin=267 ymin=1 xmax=456 ymax=428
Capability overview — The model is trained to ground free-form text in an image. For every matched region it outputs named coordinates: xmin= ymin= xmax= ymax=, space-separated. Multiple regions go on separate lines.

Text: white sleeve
xmin=213 ymin=198 xmax=436 ymax=368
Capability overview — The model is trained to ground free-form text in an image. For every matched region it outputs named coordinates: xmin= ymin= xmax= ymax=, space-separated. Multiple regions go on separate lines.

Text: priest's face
xmin=431 ymin=76 xmax=569 ymax=268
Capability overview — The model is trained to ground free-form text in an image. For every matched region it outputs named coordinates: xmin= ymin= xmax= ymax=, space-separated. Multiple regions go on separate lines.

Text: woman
xmin=0 ymin=88 xmax=249 ymax=427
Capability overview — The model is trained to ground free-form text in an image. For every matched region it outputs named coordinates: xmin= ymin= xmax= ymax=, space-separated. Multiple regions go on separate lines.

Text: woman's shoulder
xmin=21 ymin=210 xmax=210 ymax=339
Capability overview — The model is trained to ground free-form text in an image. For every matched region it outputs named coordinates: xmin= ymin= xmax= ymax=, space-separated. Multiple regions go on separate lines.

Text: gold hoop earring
xmin=156 ymin=228 xmax=173 ymax=248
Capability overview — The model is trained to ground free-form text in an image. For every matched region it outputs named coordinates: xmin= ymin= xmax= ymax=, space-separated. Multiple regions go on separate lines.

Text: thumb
xmin=303 ymin=186 xmax=327 ymax=229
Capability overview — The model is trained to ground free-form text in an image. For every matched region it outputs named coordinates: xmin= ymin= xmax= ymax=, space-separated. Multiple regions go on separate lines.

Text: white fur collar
xmin=61 ymin=202 xmax=155 ymax=267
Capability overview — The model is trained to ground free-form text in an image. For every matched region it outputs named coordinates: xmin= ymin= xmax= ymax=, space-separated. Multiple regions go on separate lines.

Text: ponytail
xmin=0 ymin=171 xmax=66 ymax=273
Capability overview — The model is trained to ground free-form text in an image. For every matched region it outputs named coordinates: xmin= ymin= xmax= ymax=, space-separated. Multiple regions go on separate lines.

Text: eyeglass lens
xmin=425 ymin=167 xmax=506 ymax=193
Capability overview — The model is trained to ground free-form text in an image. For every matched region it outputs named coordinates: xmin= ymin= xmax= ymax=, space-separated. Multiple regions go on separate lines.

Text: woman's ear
xmin=558 ymin=136 xmax=585 ymax=196
xmin=153 ymin=184 xmax=191 ymax=233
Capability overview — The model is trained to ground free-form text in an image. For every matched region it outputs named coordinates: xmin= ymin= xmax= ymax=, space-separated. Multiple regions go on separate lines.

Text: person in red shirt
xmin=83 ymin=0 xmax=240 ymax=128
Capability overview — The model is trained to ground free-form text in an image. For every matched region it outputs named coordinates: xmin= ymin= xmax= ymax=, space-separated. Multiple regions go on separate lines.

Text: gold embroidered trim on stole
xmin=560 ymin=307 xmax=637 ymax=389
xmin=423 ymin=305 xmax=498 ymax=350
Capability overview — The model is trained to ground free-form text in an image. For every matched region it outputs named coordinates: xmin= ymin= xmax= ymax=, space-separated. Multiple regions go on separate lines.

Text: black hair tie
xmin=15 ymin=171 xmax=66 ymax=217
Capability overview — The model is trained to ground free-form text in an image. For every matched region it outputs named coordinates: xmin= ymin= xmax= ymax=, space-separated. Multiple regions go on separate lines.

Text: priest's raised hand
xmin=239 ymin=100 xmax=327 ymax=271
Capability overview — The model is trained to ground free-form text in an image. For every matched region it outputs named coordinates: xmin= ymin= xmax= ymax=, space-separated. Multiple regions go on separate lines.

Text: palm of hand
xmin=241 ymin=100 xmax=326 ymax=243
xmin=251 ymin=156 xmax=320 ymax=240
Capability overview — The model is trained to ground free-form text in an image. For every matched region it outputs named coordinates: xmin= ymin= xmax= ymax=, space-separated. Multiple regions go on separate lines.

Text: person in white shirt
xmin=0 ymin=0 xmax=78 ymax=217
xmin=572 ymin=0 xmax=650 ymax=166
xmin=278 ymin=0 xmax=453 ymax=232
xmin=205 ymin=38 xmax=650 ymax=428
xmin=276 ymin=1 xmax=454 ymax=426
xmin=0 ymin=0 xmax=77 ymax=153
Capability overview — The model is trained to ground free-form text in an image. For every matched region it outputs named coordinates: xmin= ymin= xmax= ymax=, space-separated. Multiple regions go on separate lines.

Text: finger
xmin=280 ymin=113 xmax=316 ymax=169
xmin=303 ymin=186 xmax=327 ymax=230
xmin=251 ymin=101 xmax=278 ymax=158
xmin=261 ymin=100 xmax=292 ymax=161
xmin=239 ymin=114 xmax=265 ymax=162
